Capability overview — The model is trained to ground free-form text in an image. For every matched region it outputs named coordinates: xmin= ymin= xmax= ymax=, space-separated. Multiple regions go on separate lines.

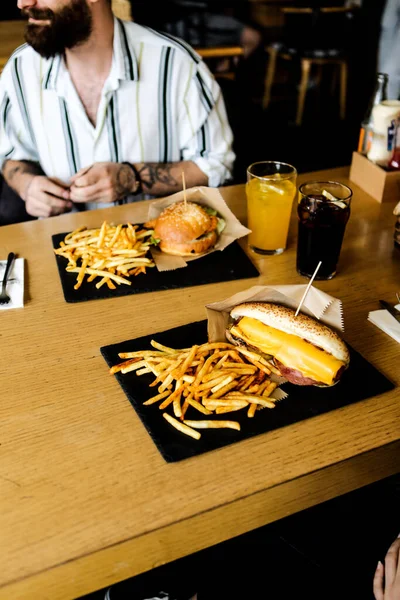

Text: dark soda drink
xmin=297 ymin=193 xmax=351 ymax=279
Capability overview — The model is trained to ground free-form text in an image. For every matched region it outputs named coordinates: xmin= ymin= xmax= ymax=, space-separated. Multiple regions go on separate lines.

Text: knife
xmin=379 ymin=300 xmax=400 ymax=322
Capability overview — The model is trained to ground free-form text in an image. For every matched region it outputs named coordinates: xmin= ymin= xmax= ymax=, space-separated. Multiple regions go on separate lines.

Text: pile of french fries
xmin=110 ymin=340 xmax=283 ymax=441
xmin=54 ymin=221 xmax=156 ymax=290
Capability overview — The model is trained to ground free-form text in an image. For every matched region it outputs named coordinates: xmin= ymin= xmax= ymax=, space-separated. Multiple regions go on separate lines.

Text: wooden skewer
xmin=182 ymin=171 xmax=187 ymax=209
xmin=295 ymin=261 xmax=322 ymax=317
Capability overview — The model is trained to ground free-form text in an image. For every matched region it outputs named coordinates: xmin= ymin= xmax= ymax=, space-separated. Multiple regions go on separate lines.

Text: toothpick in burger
xmin=226 ymin=302 xmax=350 ymax=387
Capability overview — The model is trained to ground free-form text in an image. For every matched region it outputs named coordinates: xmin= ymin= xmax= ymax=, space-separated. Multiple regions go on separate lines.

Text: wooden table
xmin=1 ymin=167 xmax=399 ymax=600
xmin=0 ymin=21 xmax=25 ymax=73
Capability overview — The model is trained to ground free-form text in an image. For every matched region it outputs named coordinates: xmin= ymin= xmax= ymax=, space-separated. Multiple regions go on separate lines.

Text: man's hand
xmin=2 ymin=159 xmax=70 ymax=217
xmin=69 ymin=162 xmax=136 ymax=204
xmin=23 ymin=176 xmax=71 ymax=218
xmin=373 ymin=536 xmax=400 ymax=600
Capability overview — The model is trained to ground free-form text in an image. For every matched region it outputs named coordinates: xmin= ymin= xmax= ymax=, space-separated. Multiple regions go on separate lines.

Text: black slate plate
xmin=52 ymin=232 xmax=259 ymax=303
xmin=101 ymin=320 xmax=395 ymax=463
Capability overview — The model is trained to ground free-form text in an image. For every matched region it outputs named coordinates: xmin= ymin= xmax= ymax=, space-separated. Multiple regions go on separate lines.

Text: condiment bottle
xmin=367 ymin=100 xmax=400 ymax=167
xmin=358 ymin=72 xmax=388 ymax=155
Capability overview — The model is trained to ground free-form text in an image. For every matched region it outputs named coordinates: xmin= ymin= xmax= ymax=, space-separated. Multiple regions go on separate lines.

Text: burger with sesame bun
xmin=145 ymin=201 xmax=226 ymax=257
xmin=226 ymin=302 xmax=350 ymax=387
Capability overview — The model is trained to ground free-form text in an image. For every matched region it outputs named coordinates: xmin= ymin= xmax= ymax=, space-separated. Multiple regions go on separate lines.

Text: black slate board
xmin=52 ymin=232 xmax=259 ymax=303
xmin=101 ymin=320 xmax=395 ymax=463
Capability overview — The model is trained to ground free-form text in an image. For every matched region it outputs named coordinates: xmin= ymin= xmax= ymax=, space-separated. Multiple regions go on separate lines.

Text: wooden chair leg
xmin=315 ymin=64 xmax=323 ymax=111
xmin=296 ymin=59 xmax=311 ymax=126
xmin=262 ymin=47 xmax=278 ymax=110
xmin=330 ymin=65 xmax=338 ymax=94
xmin=315 ymin=64 xmax=323 ymax=88
xmin=339 ymin=60 xmax=348 ymax=120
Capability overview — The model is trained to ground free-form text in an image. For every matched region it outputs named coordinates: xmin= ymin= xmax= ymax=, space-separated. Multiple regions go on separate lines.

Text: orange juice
xmin=246 ymin=177 xmax=296 ymax=254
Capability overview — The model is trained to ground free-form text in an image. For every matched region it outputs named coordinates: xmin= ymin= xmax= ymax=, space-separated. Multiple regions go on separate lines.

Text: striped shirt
xmin=0 ymin=18 xmax=235 ymax=210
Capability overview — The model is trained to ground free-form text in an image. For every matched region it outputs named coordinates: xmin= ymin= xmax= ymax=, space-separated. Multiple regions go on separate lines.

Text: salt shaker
xmin=368 ymin=100 xmax=400 ymax=167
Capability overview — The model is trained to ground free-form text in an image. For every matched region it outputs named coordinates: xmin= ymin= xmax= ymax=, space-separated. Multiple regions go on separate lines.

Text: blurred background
xmin=117 ymin=0 xmax=389 ymax=182
xmin=0 ymin=0 xmax=389 ymax=185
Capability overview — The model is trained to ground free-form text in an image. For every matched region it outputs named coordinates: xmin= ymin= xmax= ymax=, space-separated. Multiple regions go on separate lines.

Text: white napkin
xmin=368 ymin=304 xmax=400 ymax=343
xmin=0 ymin=258 xmax=24 ymax=310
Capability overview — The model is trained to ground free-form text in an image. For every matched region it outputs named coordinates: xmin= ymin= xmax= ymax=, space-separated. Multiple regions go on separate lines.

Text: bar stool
xmin=263 ymin=6 xmax=357 ymax=126
xmin=194 ymin=45 xmax=244 ymax=81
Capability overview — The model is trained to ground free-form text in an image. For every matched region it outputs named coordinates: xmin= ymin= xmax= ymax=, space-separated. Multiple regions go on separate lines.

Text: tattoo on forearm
xmin=138 ymin=163 xmax=179 ymax=191
xmin=115 ymin=164 xmax=136 ymax=199
xmin=3 ymin=160 xmax=42 ymax=182
xmin=5 ymin=165 xmax=22 ymax=181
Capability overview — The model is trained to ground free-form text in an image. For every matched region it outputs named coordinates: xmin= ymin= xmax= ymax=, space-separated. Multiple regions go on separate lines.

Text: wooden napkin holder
xmin=349 ymin=151 xmax=400 ymax=203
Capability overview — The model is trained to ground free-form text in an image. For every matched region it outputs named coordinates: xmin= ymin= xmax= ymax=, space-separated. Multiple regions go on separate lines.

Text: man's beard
xmin=22 ymin=0 xmax=93 ymax=59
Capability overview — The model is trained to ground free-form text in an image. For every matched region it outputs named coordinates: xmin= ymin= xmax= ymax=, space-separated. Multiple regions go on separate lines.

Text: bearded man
xmin=0 ymin=0 xmax=235 ymax=219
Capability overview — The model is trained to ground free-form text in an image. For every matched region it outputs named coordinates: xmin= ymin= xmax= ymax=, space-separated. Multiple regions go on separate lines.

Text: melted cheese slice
xmin=235 ymin=317 xmax=344 ymax=386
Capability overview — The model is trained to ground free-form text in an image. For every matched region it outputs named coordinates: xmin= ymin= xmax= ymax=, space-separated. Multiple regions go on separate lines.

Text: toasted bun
xmin=149 ymin=201 xmax=219 ymax=256
xmin=154 ymin=202 xmax=215 ymax=243
xmin=230 ymin=302 xmax=349 ymax=365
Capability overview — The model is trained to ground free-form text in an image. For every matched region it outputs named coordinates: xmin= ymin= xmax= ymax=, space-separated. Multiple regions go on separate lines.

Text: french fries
xmin=183 ymin=420 xmax=241 ymax=431
xmin=54 ymin=221 xmax=156 ymax=290
xmin=163 ymin=413 xmax=201 ymax=440
xmin=110 ymin=340 xmax=286 ymax=441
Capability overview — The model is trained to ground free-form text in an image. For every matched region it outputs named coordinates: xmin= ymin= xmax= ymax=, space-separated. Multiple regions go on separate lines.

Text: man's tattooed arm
xmin=135 ymin=161 xmax=208 ymax=196
xmin=115 ymin=163 xmax=136 ymax=199
xmin=3 ymin=159 xmax=43 ymax=180
xmin=2 ymin=160 xmax=43 ymax=197
xmin=138 ymin=163 xmax=179 ymax=191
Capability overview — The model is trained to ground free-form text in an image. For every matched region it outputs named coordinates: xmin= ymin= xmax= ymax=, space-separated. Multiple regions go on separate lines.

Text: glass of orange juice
xmin=246 ymin=161 xmax=297 ymax=255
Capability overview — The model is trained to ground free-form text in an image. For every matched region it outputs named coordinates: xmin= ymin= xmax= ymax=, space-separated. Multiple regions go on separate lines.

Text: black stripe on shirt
xmin=11 ymin=56 xmax=36 ymax=148
xmin=195 ymin=71 xmax=214 ymax=112
xmin=106 ymin=95 xmax=120 ymax=163
xmin=113 ymin=93 xmax=122 ymax=162
xmin=59 ymin=98 xmax=79 ymax=175
xmin=43 ymin=58 xmax=54 ymax=90
xmin=198 ymin=123 xmax=208 ymax=157
xmin=1 ymin=94 xmax=14 ymax=158
xmin=158 ymin=46 xmax=174 ymax=163
xmin=118 ymin=19 xmax=135 ymax=80
xmin=165 ymin=48 xmax=174 ymax=163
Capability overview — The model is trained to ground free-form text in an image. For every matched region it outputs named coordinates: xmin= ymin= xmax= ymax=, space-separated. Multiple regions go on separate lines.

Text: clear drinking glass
xmin=246 ymin=161 xmax=297 ymax=255
xmin=296 ymin=181 xmax=352 ymax=280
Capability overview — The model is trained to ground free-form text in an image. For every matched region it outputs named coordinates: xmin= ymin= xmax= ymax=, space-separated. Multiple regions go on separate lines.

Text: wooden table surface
xmin=0 ymin=20 xmax=25 ymax=72
xmin=1 ymin=166 xmax=399 ymax=600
